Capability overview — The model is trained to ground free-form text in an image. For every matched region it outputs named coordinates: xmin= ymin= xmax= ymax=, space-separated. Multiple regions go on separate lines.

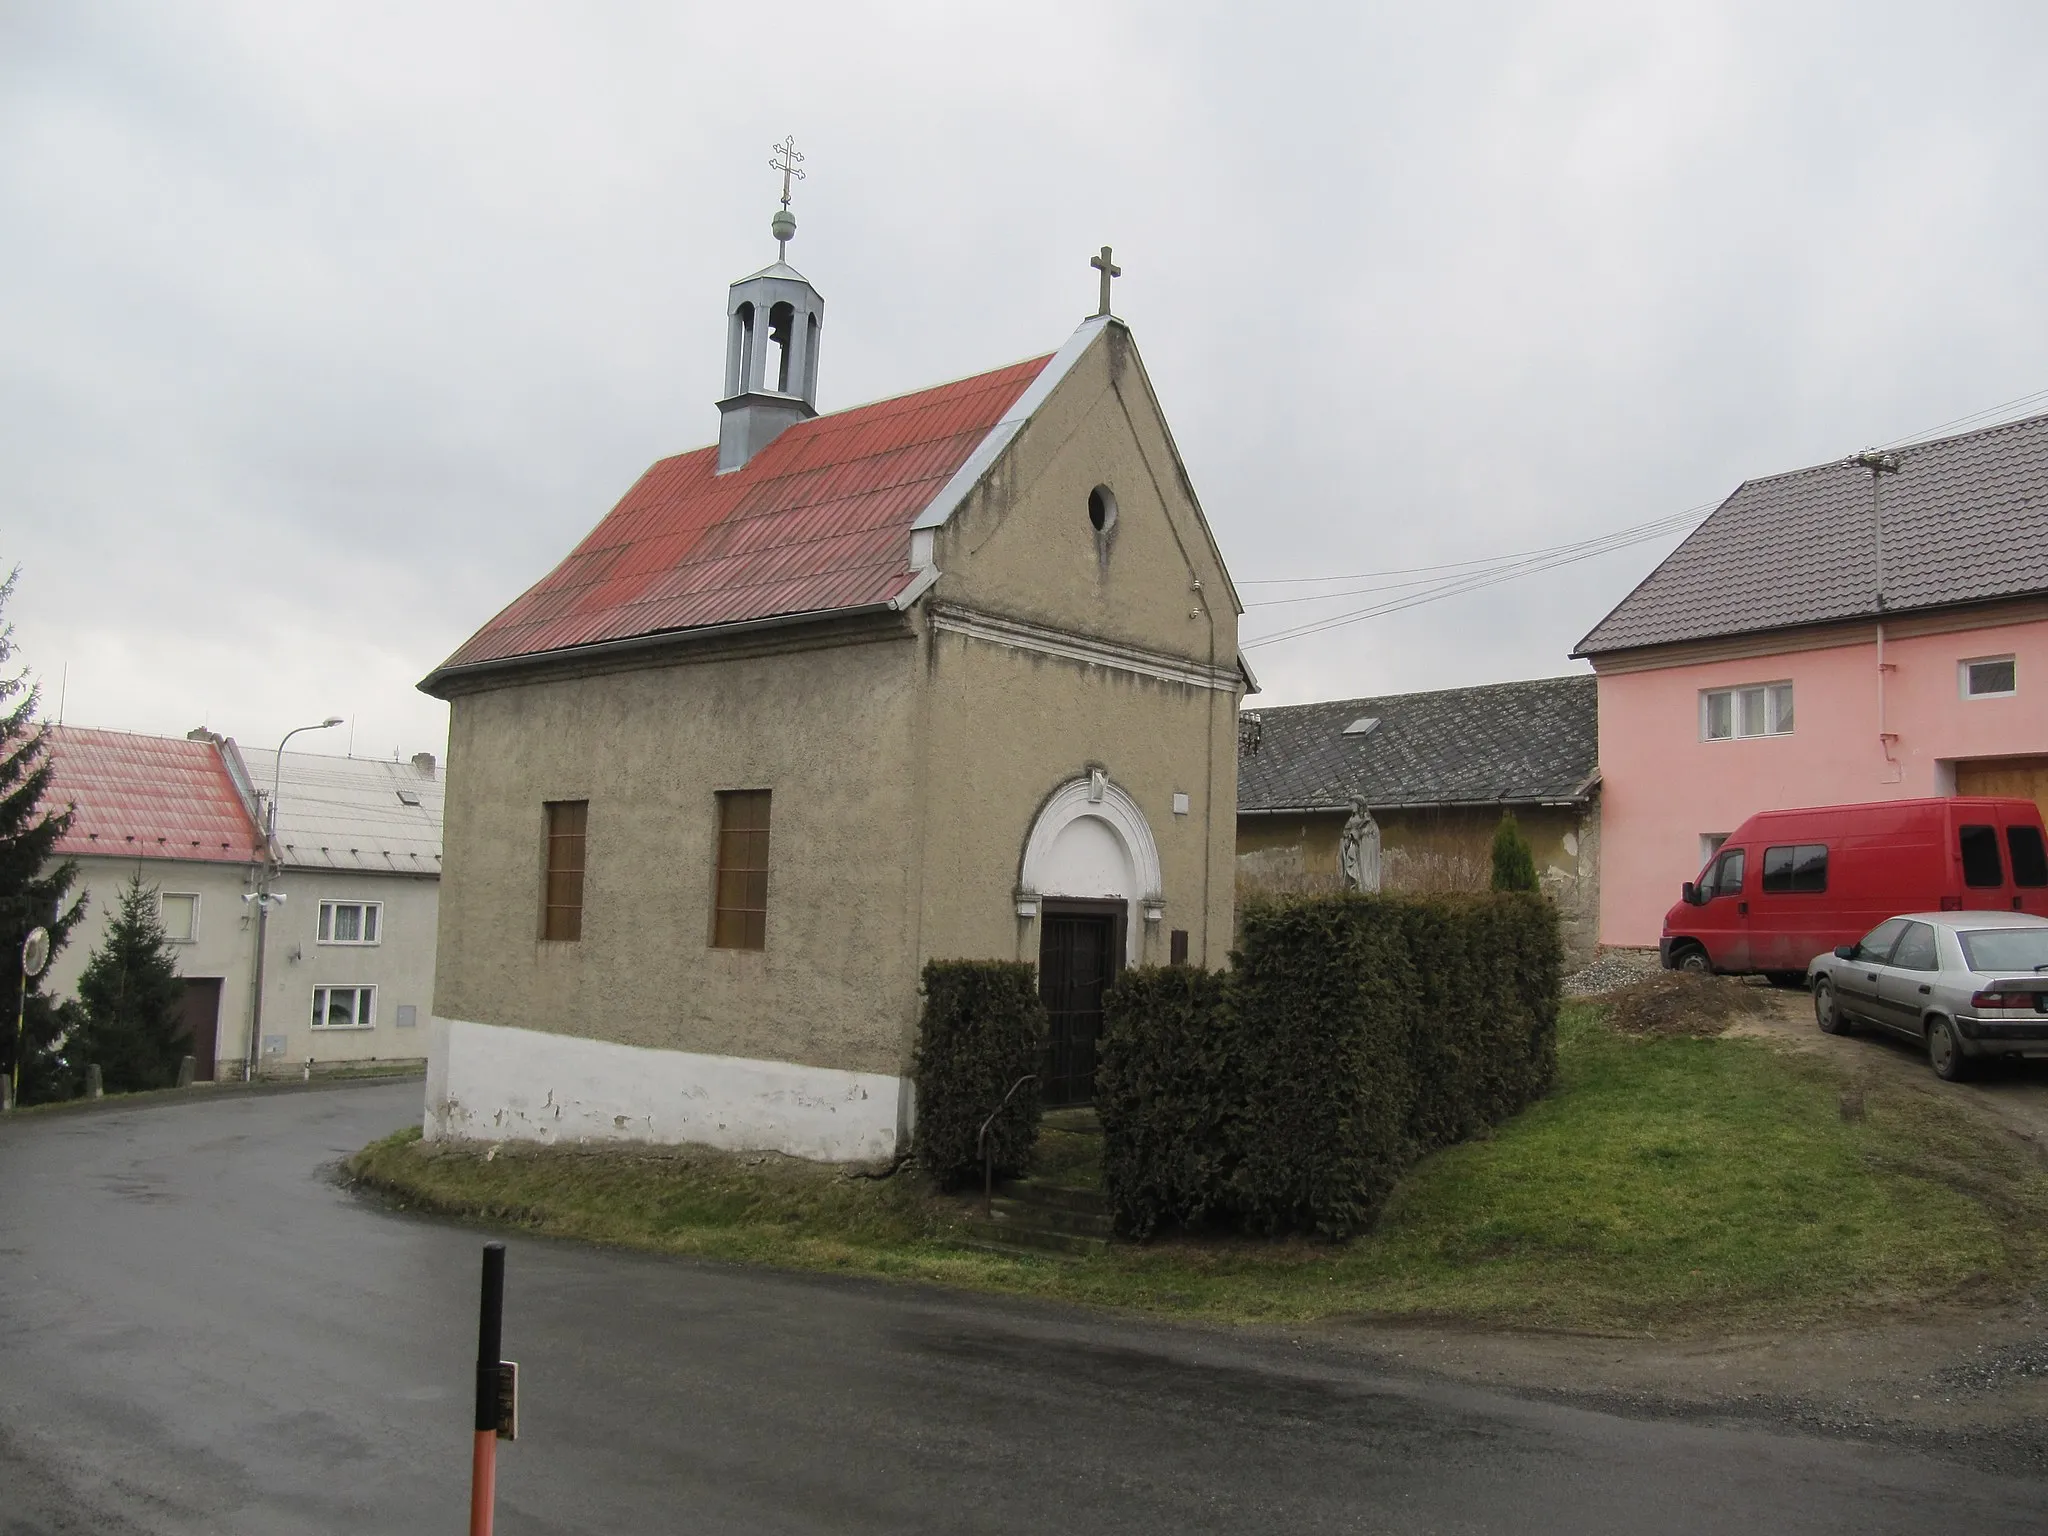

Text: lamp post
xmin=243 ymin=717 xmax=343 ymax=1082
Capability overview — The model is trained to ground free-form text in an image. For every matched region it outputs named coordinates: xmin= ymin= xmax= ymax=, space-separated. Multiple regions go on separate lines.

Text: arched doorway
xmin=1018 ymin=772 xmax=1163 ymax=1105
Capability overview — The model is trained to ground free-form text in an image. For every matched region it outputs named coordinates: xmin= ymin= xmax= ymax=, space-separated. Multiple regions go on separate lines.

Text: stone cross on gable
xmin=1090 ymin=246 xmax=1122 ymax=317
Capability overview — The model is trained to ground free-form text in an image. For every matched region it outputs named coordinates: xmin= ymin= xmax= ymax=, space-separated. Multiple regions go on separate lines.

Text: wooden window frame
xmin=541 ymin=800 xmax=588 ymax=942
xmin=711 ymin=789 xmax=772 ymax=951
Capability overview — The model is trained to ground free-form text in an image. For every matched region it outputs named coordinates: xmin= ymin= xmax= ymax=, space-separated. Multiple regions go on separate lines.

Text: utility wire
xmin=1242 ymin=508 xmax=1703 ymax=608
xmin=1878 ymin=385 xmax=2048 ymax=450
xmin=1236 ymin=381 xmax=2048 ymax=653
xmin=1236 ymin=509 xmax=1703 ymax=588
xmin=1240 ymin=512 xmax=1705 ymax=651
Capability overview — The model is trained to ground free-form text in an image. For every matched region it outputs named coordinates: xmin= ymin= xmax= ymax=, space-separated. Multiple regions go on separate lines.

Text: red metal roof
xmin=45 ymin=726 xmax=264 ymax=866
xmin=435 ymin=354 xmax=1052 ymax=675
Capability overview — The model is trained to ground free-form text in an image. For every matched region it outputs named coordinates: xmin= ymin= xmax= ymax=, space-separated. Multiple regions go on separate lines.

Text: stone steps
xmin=955 ymin=1170 xmax=1113 ymax=1260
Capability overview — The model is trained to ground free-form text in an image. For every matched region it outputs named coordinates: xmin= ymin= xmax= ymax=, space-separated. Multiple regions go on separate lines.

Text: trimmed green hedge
xmin=1096 ymin=967 xmax=1236 ymax=1238
xmin=912 ymin=960 xmax=1046 ymax=1189
xmin=1099 ymin=892 xmax=1560 ymax=1239
xmin=1228 ymin=897 xmax=1417 ymax=1238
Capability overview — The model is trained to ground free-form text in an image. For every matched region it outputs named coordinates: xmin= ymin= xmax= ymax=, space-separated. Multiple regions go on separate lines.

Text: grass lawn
xmin=348 ymin=1004 xmax=2048 ymax=1332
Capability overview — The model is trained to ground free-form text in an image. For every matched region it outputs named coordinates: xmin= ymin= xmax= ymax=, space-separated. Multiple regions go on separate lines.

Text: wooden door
xmin=1038 ymin=905 xmax=1122 ymax=1107
xmin=175 ymin=977 xmax=222 ymax=1081
xmin=1957 ymin=757 xmax=2048 ymax=820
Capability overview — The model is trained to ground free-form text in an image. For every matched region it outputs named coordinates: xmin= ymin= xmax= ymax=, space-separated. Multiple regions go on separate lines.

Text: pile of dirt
xmin=1602 ymin=970 xmax=1778 ymax=1038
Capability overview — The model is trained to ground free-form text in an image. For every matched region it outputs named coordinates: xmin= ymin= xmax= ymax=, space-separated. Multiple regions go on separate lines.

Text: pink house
xmin=1575 ymin=412 xmax=2048 ymax=949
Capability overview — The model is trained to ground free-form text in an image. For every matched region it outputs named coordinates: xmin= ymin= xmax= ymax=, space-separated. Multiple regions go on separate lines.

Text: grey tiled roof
xmin=1577 ymin=411 xmax=2048 ymax=656
xmin=1238 ymin=675 xmax=1598 ymax=814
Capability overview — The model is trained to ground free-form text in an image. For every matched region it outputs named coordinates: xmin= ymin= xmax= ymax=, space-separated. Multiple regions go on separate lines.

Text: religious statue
xmin=1340 ymin=802 xmax=1382 ymax=893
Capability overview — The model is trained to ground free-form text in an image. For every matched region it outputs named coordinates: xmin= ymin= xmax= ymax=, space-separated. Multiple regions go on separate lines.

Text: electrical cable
xmin=1240 ymin=514 xmax=1704 ymax=651
xmin=1241 ymin=508 xmax=1703 ymax=608
xmin=1236 ymin=381 xmax=2047 ymax=652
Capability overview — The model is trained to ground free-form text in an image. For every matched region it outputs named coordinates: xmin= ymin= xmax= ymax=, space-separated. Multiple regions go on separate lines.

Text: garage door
xmin=1957 ymin=756 xmax=2048 ymax=821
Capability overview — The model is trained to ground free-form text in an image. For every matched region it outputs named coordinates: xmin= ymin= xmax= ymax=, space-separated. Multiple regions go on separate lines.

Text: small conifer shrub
xmin=1490 ymin=811 xmax=1540 ymax=894
xmin=74 ymin=874 xmax=188 ymax=1093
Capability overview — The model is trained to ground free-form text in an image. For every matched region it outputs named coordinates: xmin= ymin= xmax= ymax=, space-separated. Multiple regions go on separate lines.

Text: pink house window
xmin=1961 ymin=656 xmax=2016 ymax=698
xmin=1702 ymin=682 xmax=1793 ymax=740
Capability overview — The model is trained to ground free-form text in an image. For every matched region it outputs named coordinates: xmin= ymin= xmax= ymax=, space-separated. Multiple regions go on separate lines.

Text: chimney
xmin=187 ymin=727 xmax=222 ymax=743
xmin=411 ymin=751 xmax=437 ymax=778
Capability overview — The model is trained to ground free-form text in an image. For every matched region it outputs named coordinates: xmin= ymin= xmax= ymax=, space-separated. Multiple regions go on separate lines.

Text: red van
xmin=1661 ymin=797 xmax=2048 ymax=981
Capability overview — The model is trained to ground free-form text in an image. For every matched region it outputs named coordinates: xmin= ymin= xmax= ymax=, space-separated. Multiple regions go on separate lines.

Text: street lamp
xmin=242 ymin=717 xmax=343 ymax=1081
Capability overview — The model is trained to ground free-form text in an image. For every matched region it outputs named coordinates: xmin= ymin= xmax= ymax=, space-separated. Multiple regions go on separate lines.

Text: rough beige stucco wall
xmin=1234 ymin=802 xmax=1600 ymax=967
xmin=915 ymin=627 xmax=1239 ymax=972
xmin=432 ymin=630 xmax=924 ymax=1078
xmin=908 ymin=319 xmax=1240 ymax=970
xmin=930 ymin=324 xmax=1237 ymax=654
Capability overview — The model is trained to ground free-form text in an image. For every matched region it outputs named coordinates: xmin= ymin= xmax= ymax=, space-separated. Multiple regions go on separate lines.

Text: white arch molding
xmin=1018 ymin=772 xmax=1164 ymax=965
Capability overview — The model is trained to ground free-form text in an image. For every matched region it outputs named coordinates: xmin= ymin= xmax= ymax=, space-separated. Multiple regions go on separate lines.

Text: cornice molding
xmin=928 ymin=605 xmax=1243 ymax=693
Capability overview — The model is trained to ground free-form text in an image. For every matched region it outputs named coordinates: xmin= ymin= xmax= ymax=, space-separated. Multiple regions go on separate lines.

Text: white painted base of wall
xmin=423 ymin=1017 xmax=909 ymax=1163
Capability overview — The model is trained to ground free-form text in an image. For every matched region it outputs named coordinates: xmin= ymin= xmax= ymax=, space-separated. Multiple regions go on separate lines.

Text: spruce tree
xmin=1490 ymin=810 xmax=1540 ymax=894
xmin=74 ymin=874 xmax=187 ymax=1092
xmin=0 ymin=566 xmax=86 ymax=1104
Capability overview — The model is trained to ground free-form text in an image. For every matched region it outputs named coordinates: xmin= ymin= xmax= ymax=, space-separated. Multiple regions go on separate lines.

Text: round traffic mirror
xmin=21 ymin=926 xmax=50 ymax=979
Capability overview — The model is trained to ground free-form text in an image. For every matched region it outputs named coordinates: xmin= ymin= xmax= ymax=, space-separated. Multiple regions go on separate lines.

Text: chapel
xmin=421 ymin=156 xmax=1249 ymax=1160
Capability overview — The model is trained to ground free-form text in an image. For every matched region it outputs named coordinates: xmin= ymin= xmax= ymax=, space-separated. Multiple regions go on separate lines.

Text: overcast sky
xmin=5 ymin=1 xmax=2046 ymax=760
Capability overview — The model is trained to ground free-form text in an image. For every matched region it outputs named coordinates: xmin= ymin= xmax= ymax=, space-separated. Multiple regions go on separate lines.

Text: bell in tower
xmin=717 ymin=137 xmax=824 ymax=473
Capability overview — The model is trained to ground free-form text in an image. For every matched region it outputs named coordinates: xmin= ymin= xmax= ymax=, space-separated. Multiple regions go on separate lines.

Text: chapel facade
xmin=420 ymin=197 xmax=1247 ymax=1160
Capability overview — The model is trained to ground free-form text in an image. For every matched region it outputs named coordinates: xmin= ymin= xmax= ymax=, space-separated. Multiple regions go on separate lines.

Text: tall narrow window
xmin=712 ymin=790 xmax=772 ymax=950
xmin=766 ymin=302 xmax=795 ymax=392
xmin=543 ymin=800 xmax=588 ymax=941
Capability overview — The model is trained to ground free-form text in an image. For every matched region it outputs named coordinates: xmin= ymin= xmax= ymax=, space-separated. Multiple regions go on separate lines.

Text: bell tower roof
xmin=716 ymin=137 xmax=826 ymax=474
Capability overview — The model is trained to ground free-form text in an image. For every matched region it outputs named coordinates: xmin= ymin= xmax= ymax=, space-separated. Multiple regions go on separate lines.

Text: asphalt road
xmin=3 ymin=1083 xmax=2045 ymax=1535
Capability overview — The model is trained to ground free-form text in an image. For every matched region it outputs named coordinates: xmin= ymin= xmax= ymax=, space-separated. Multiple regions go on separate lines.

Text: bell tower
xmin=717 ymin=137 xmax=824 ymax=473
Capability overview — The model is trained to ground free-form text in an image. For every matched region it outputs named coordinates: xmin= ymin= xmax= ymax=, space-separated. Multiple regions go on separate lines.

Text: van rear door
xmin=1956 ymin=819 xmax=2011 ymax=910
xmin=1999 ymin=810 xmax=2047 ymax=917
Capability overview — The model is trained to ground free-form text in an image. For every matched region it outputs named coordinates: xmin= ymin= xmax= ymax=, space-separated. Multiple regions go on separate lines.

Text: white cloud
xmin=4 ymin=0 xmax=2046 ymax=756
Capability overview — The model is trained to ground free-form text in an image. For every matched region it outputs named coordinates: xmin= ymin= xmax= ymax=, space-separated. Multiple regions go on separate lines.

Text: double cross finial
xmin=770 ymin=136 xmax=805 ymax=209
xmin=768 ymin=137 xmax=805 ymax=259
xmin=1090 ymin=246 xmax=1122 ymax=318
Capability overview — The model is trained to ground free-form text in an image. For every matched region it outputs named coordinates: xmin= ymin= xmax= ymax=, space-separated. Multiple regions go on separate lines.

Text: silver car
xmin=1806 ymin=911 xmax=2048 ymax=1081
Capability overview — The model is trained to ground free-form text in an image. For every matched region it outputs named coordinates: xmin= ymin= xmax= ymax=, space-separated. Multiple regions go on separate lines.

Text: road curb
xmin=2 ymin=1071 xmax=424 ymax=1123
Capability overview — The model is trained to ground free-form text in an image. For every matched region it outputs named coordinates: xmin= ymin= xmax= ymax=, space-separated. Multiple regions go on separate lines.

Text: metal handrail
xmin=978 ymin=1074 xmax=1038 ymax=1218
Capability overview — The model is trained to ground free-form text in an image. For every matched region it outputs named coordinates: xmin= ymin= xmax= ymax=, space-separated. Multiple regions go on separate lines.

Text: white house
xmin=43 ymin=727 xmax=444 ymax=1079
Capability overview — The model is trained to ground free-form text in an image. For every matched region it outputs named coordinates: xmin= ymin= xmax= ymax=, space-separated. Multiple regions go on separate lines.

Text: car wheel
xmin=1927 ymin=1017 xmax=1972 ymax=1082
xmin=1814 ymin=978 xmax=1852 ymax=1035
xmin=1672 ymin=945 xmax=1711 ymax=975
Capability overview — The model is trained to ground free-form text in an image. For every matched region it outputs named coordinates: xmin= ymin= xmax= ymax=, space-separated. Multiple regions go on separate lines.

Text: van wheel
xmin=1814 ymin=978 xmax=1852 ymax=1035
xmin=1766 ymin=971 xmax=1807 ymax=990
xmin=1671 ymin=945 xmax=1711 ymax=975
xmin=1927 ymin=1017 xmax=1973 ymax=1082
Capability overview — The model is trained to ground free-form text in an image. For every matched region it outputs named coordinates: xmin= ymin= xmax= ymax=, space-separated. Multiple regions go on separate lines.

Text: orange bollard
xmin=469 ymin=1242 xmax=506 ymax=1536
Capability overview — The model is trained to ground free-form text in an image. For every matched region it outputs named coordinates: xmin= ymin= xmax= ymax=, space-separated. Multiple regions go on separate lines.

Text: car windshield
xmin=1957 ymin=928 xmax=2048 ymax=973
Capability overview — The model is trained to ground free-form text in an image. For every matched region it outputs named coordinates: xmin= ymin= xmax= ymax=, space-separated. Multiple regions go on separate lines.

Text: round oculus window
xmin=1088 ymin=485 xmax=1118 ymax=533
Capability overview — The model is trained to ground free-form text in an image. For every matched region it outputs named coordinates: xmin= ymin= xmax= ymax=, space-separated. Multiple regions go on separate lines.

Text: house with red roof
xmin=420 ymin=212 xmax=1247 ymax=1160
xmin=42 ymin=726 xmax=445 ymax=1081
xmin=1576 ymin=413 xmax=2048 ymax=954
xmin=41 ymin=726 xmax=267 ymax=1079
